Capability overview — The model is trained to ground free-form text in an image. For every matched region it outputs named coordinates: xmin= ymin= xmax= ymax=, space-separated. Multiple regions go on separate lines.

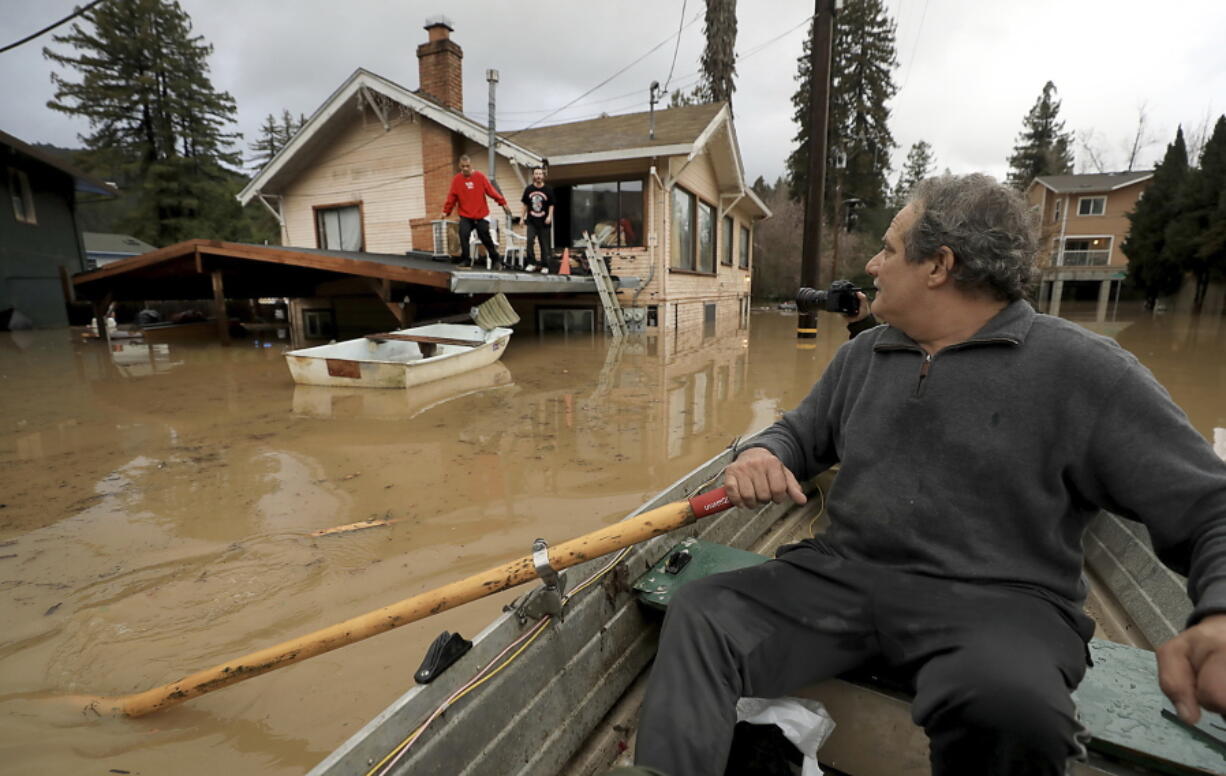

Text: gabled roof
xmin=238 ymin=68 xmax=543 ymax=205
xmin=0 ymin=129 xmax=118 ymax=197
xmin=506 ymin=103 xmax=725 ymax=161
xmin=1030 ymin=171 xmax=1153 ymax=194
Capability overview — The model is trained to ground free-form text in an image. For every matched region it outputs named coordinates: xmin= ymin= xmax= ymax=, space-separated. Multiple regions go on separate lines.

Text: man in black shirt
xmin=520 ymin=166 xmax=554 ymax=271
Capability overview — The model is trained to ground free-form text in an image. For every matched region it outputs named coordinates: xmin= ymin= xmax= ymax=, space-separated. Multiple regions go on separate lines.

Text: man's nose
xmin=866 ymin=253 xmax=881 ymax=274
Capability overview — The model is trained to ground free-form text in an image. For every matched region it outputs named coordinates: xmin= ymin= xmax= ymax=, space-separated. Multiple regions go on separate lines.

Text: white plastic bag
xmin=735 ymin=696 xmax=836 ymax=776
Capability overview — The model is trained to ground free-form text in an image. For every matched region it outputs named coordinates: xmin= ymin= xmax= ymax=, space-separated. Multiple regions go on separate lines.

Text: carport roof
xmin=72 ymin=239 xmax=637 ymax=301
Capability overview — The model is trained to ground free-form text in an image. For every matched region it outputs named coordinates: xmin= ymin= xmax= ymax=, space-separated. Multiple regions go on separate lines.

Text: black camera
xmin=796 ymin=280 xmax=862 ymax=315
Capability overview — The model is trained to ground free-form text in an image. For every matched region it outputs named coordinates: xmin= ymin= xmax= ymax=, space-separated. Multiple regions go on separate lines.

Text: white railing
xmin=1059 ymin=250 xmax=1110 ymax=266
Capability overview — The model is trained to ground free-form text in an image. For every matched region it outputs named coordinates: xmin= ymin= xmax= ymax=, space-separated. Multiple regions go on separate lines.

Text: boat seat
xmin=634 ymin=539 xmax=1226 ymax=776
xmin=365 ymin=333 xmax=486 ymax=347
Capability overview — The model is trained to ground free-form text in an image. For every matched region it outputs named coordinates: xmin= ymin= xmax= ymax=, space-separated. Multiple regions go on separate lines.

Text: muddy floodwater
xmin=1 ymin=302 xmax=1223 ymax=775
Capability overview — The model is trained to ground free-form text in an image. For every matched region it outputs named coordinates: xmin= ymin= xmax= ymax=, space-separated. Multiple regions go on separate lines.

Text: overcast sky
xmin=3 ymin=0 xmax=1224 ymax=188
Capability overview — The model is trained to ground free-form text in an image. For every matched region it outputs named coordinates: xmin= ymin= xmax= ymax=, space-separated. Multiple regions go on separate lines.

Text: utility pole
xmin=798 ymin=0 xmax=836 ymax=340
xmin=486 ymin=69 xmax=499 ymax=190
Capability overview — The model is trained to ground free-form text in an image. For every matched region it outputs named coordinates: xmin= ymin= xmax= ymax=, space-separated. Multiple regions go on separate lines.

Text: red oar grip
xmin=688 ymin=487 xmax=733 ymax=518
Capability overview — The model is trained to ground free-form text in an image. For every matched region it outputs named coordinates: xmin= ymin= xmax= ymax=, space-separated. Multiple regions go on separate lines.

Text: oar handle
xmin=688 ymin=487 xmax=731 ymax=517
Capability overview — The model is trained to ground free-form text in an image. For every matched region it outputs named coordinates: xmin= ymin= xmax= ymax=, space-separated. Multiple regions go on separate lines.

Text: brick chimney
xmin=417 ymin=16 xmax=462 ymax=111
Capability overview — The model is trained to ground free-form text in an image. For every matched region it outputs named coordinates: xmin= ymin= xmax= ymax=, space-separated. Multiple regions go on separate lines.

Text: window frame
xmin=669 ymin=184 xmax=718 ymax=275
xmin=1077 ymin=196 xmax=1106 ymax=216
xmin=554 ymin=176 xmax=645 ymax=249
xmin=8 ymin=167 xmax=37 ymax=225
xmin=720 ymin=215 xmax=734 ymax=266
xmin=738 ymin=224 xmax=751 ymax=269
xmin=313 ymin=201 xmax=365 ymax=251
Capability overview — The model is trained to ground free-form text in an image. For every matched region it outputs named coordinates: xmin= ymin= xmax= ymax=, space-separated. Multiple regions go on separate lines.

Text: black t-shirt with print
xmin=521 ymin=184 xmax=555 ymax=224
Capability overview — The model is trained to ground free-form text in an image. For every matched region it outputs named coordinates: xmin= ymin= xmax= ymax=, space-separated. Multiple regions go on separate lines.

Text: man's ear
xmin=927 ymin=246 xmax=956 ymax=288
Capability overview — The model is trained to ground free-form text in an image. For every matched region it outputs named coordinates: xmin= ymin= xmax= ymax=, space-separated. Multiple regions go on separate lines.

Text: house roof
xmin=238 ymin=68 xmax=542 ymax=205
xmin=0 ymin=129 xmax=118 ymax=197
xmin=1031 ymin=171 xmax=1153 ymax=194
xmin=83 ymin=232 xmax=158 ymax=255
xmin=505 ymin=103 xmax=725 ymax=160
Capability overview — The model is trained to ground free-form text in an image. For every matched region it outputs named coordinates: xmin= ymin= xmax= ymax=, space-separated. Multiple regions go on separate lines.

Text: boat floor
xmin=567 ymin=502 xmax=1165 ymax=776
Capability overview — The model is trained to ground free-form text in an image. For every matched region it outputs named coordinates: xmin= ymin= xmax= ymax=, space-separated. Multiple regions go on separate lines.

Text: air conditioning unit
xmin=431 ymin=220 xmax=460 ymax=258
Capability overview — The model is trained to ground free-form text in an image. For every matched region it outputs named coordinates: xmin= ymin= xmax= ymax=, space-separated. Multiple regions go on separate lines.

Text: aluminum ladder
xmin=581 ymin=234 xmax=628 ymax=338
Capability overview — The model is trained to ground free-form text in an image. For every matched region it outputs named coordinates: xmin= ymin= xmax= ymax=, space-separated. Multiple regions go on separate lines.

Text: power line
xmin=503 ymin=10 xmax=702 ymax=138
xmin=663 ymin=0 xmax=690 ymax=93
xmin=0 ymin=0 xmax=111 ymax=54
xmin=897 ymin=0 xmax=930 ymax=94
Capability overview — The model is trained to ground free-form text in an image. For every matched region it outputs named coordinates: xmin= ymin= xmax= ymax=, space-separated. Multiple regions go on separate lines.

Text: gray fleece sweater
xmin=749 ymin=300 xmax=1226 ymax=624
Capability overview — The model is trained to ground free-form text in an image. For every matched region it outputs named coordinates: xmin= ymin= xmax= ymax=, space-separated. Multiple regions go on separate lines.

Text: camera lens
xmin=796 ymin=287 xmax=827 ymax=314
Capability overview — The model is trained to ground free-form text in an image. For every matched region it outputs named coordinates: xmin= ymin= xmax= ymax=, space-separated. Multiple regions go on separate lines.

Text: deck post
xmin=366 ymin=277 xmax=407 ymax=329
xmin=211 ymin=270 xmax=231 ymax=345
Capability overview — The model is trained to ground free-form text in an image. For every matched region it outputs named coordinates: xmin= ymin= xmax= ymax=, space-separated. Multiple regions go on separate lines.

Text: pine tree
xmin=1005 ymin=81 xmax=1074 ymax=189
xmin=1122 ymin=128 xmax=1189 ymax=307
xmin=43 ymin=0 xmax=248 ymax=246
xmin=699 ymin=0 xmax=737 ymax=105
xmin=1165 ymin=115 xmax=1226 ymax=306
xmin=892 ymin=139 xmax=935 ymax=206
xmin=786 ymin=0 xmax=898 ymax=220
xmin=249 ymin=113 xmax=282 ymax=169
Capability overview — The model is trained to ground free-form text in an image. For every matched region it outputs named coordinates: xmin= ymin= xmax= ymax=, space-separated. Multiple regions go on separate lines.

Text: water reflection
xmin=0 ymin=301 xmax=1221 ymax=775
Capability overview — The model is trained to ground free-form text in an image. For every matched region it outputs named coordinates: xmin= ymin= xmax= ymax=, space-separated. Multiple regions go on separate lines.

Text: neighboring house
xmin=1025 ymin=171 xmax=1152 ymax=318
xmin=83 ymin=232 xmax=158 ymax=270
xmin=1 ymin=129 xmax=116 ymax=327
xmin=238 ymin=17 xmax=769 ymax=338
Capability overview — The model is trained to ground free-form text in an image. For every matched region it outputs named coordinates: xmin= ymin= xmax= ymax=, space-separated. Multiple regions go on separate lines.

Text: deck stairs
xmin=580 ymin=234 xmax=628 ymax=338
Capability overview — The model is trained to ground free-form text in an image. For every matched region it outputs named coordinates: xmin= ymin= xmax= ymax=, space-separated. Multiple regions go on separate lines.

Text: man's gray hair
xmin=904 ymin=174 xmax=1038 ymax=302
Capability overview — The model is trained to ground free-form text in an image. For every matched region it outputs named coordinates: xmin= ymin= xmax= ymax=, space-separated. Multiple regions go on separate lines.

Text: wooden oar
xmin=86 ymin=487 xmax=733 ymax=718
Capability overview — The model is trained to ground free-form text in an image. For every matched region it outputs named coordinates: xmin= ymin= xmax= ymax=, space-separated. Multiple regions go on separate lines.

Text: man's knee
xmin=916 ymin=663 xmax=1076 ymax=743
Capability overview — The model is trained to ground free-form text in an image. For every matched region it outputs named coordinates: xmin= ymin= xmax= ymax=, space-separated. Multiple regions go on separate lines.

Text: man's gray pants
xmin=635 ymin=540 xmax=1093 ymax=776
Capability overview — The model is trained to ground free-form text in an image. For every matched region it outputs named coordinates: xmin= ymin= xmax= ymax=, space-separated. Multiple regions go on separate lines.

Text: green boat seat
xmin=634 ymin=539 xmax=1226 ymax=776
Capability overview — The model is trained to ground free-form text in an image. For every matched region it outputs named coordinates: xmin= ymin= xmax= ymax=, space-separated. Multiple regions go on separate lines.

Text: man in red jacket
xmin=440 ymin=155 xmax=512 ymax=268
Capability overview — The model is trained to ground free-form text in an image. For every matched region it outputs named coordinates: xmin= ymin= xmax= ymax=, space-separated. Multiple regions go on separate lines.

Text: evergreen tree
xmin=1005 ymin=81 xmax=1074 ymax=189
xmin=892 ymin=139 xmax=936 ymax=206
xmin=43 ymin=0 xmax=250 ymax=246
xmin=698 ymin=0 xmax=737 ymax=105
xmin=1122 ymin=128 xmax=1189 ymax=307
xmin=786 ymin=0 xmax=898 ymax=221
xmin=1165 ymin=115 xmax=1226 ymax=306
xmin=248 ymin=113 xmax=282 ymax=169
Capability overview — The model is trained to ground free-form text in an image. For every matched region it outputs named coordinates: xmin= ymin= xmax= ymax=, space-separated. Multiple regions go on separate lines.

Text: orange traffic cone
xmin=559 ymin=247 xmax=571 ymax=275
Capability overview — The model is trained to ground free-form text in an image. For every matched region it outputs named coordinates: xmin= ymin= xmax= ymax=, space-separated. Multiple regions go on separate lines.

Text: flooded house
xmin=1 ymin=129 xmax=116 ymax=328
xmin=1026 ymin=170 xmax=1153 ymax=318
xmin=235 ymin=16 xmax=769 ymax=345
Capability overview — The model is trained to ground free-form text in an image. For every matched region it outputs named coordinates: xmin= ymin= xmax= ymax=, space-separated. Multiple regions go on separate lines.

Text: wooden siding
xmin=281 ymin=112 xmax=426 ymax=254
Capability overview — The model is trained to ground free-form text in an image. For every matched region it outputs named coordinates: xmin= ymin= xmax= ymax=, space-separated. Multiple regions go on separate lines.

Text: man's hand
xmin=1157 ymin=613 xmax=1226 ymax=723
xmin=439 ymin=212 xmax=449 ymax=220
xmin=844 ymin=291 xmax=872 ymax=323
xmin=724 ymin=447 xmax=806 ymax=509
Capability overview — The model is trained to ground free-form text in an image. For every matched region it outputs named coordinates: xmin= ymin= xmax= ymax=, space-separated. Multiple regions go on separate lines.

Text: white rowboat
xmin=284 ymin=323 xmax=513 ymax=389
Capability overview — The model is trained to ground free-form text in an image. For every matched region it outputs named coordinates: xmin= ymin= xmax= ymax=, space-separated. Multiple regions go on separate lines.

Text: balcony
xmin=1059 ymin=250 xmax=1110 ymax=266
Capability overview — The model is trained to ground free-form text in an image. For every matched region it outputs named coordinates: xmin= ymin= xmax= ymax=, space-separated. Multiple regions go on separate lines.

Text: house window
xmin=739 ymin=225 xmax=750 ymax=269
xmin=703 ymin=302 xmax=716 ymax=338
xmin=646 ymin=305 xmax=659 ymax=327
xmin=537 ymin=307 xmax=595 ymax=336
xmin=721 ymin=216 xmax=734 ymax=266
xmin=1061 ymin=237 xmax=1111 ymax=266
xmin=697 ymin=202 xmax=716 ymax=273
xmin=1077 ymin=196 xmax=1106 ymax=216
xmin=315 ymin=203 xmax=363 ymax=251
xmin=1052 ymin=198 xmax=1063 ymax=224
xmin=670 ymin=187 xmax=695 ymax=270
xmin=8 ymin=167 xmax=36 ymax=225
xmin=555 ymin=179 xmax=643 ymax=248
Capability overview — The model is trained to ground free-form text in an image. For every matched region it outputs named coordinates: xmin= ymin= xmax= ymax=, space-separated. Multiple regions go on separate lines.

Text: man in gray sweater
xmin=635 ymin=174 xmax=1226 ymax=775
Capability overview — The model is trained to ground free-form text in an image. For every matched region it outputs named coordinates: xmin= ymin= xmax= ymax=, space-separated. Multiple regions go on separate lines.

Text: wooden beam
xmin=74 ymin=239 xmax=204 ymax=285
xmin=211 ymin=270 xmax=231 ymax=346
xmin=199 ymin=242 xmax=451 ymax=289
xmin=194 ymin=246 xmax=203 ymax=274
